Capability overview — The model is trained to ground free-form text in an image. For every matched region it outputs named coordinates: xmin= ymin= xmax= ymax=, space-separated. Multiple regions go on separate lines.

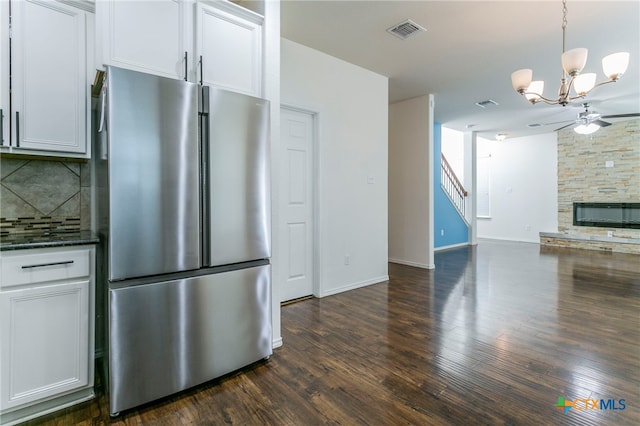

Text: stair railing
xmin=441 ymin=154 xmax=468 ymax=218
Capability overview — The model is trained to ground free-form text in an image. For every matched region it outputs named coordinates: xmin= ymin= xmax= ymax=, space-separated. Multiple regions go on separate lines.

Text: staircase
xmin=441 ymin=154 xmax=468 ymax=222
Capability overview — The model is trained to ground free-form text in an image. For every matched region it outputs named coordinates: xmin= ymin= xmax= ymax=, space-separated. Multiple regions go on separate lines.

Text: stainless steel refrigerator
xmin=95 ymin=66 xmax=272 ymax=416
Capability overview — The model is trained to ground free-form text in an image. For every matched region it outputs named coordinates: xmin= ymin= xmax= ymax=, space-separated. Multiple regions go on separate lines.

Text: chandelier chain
xmin=561 ymin=0 xmax=568 ymax=54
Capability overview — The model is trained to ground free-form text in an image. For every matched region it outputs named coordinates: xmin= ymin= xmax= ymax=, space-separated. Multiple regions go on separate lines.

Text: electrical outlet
xmin=607 ymin=231 xmax=613 ymax=237
xmin=440 ymin=229 xmax=444 ymax=236
xmin=344 ymin=255 xmax=350 ymax=265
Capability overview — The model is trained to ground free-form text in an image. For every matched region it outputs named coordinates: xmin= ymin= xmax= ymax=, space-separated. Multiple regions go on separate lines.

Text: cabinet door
xmin=196 ymin=2 xmax=263 ymax=96
xmin=10 ymin=0 xmax=87 ymax=154
xmin=99 ymin=0 xmax=191 ymax=80
xmin=0 ymin=1 xmax=8 ymax=147
xmin=0 ymin=280 xmax=90 ymax=410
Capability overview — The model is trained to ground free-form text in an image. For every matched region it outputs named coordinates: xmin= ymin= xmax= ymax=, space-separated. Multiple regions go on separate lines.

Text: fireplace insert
xmin=573 ymin=202 xmax=640 ymax=229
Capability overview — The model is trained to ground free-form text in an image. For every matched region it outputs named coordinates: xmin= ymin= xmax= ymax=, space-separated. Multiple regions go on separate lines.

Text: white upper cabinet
xmin=10 ymin=0 xmax=89 ymax=155
xmin=98 ymin=0 xmax=192 ymax=80
xmin=11 ymin=1 xmax=86 ymax=153
xmin=98 ymin=0 xmax=264 ymax=96
xmin=196 ymin=1 xmax=262 ymax=95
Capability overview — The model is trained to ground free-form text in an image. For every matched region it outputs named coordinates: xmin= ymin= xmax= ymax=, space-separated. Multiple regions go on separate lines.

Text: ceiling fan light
xmin=573 ymin=73 xmax=596 ymax=96
xmin=524 ymin=80 xmax=544 ymax=102
xmin=574 ymin=123 xmax=600 ymax=135
xmin=602 ymin=52 xmax=629 ymax=80
xmin=511 ymin=69 xmax=533 ymax=93
xmin=561 ymin=48 xmax=588 ymax=76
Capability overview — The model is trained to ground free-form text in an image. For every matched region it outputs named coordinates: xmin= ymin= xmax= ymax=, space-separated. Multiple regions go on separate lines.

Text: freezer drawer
xmin=108 ymin=265 xmax=271 ymax=415
xmin=205 ymin=88 xmax=271 ymax=266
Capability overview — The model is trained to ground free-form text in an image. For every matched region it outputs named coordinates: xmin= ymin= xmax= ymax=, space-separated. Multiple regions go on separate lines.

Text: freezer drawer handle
xmin=21 ymin=260 xmax=74 ymax=269
xmin=0 ymin=108 xmax=4 ymax=146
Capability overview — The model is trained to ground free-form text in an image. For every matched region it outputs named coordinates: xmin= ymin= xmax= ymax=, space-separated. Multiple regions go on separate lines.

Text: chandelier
xmin=511 ymin=0 xmax=629 ymax=106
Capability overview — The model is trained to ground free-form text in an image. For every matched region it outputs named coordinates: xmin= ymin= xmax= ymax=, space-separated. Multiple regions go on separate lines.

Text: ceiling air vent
xmin=387 ymin=19 xmax=426 ymax=40
xmin=528 ymin=123 xmax=543 ymax=128
xmin=475 ymin=99 xmax=499 ymax=109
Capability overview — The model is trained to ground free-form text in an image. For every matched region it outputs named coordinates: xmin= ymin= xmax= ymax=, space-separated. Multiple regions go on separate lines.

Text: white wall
xmin=441 ymin=127 xmax=464 ymax=181
xmin=263 ymin=0 xmax=282 ymax=347
xmin=476 ymin=133 xmax=558 ymax=243
xmin=280 ymin=38 xmax=389 ymax=297
xmin=388 ymin=95 xmax=435 ymax=269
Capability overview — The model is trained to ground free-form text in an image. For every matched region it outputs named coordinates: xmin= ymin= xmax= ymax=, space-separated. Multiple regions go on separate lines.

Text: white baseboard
xmin=478 ymin=236 xmax=540 ymax=244
xmin=272 ymin=337 xmax=283 ymax=349
xmin=388 ymin=258 xmax=435 ymax=269
xmin=319 ymin=275 xmax=389 ymax=298
xmin=434 ymin=242 xmax=469 ymax=252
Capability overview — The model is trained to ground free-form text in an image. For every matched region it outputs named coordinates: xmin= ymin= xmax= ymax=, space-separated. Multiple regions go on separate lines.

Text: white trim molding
xmin=318 ymin=275 xmax=389 ymax=298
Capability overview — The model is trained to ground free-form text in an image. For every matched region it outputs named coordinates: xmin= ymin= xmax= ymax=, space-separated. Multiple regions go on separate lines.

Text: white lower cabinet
xmin=0 ymin=246 xmax=95 ymax=425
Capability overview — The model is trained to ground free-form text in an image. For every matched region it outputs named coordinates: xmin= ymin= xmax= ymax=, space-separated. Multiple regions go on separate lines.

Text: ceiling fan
xmin=550 ymin=103 xmax=640 ymax=134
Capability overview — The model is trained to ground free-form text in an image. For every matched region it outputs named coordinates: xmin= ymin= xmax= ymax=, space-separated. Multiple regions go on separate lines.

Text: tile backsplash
xmin=0 ymin=157 xmax=91 ymax=236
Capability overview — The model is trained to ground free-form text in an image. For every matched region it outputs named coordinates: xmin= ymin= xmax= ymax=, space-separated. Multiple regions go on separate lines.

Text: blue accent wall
xmin=434 ymin=123 xmax=469 ymax=248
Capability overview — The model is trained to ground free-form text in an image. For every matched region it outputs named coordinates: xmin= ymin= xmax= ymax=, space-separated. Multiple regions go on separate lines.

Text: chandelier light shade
xmin=512 ymin=0 xmax=629 ymax=106
xmin=511 ymin=69 xmax=533 ymax=93
xmin=525 ymin=81 xmax=544 ymax=102
xmin=573 ymin=73 xmax=596 ymax=96
xmin=602 ymin=52 xmax=630 ymax=80
xmin=561 ymin=48 xmax=588 ymax=76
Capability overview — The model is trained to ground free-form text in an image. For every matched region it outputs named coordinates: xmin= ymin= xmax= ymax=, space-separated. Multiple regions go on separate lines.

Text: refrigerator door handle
xmin=199 ymin=86 xmax=210 ymax=265
xmin=0 ymin=108 xmax=4 ymax=146
xmin=98 ymin=84 xmax=107 ymax=133
xmin=15 ymin=111 xmax=20 ymax=148
xmin=98 ymin=82 xmax=109 ymax=160
xmin=199 ymin=55 xmax=203 ymax=85
xmin=184 ymin=51 xmax=188 ymax=81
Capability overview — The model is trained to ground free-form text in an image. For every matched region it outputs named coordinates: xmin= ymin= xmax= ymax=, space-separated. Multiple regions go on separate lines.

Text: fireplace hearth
xmin=573 ymin=202 xmax=640 ymax=229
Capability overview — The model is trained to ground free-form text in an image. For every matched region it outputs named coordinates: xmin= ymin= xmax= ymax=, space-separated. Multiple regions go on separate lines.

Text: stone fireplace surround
xmin=540 ymin=119 xmax=640 ymax=254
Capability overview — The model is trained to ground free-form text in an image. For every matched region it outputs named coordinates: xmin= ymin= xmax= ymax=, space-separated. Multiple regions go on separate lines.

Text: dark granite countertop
xmin=0 ymin=230 xmax=99 ymax=251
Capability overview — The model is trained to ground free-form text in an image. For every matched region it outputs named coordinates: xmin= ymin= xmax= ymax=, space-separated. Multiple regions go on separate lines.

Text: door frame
xmin=280 ymin=104 xmax=320 ymax=299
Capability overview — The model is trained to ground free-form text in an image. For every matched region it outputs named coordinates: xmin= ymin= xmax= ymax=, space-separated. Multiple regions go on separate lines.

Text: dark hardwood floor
xmin=21 ymin=240 xmax=640 ymax=425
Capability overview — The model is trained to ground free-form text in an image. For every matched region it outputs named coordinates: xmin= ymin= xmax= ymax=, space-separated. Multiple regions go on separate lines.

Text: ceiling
xmin=280 ymin=0 xmax=640 ymax=139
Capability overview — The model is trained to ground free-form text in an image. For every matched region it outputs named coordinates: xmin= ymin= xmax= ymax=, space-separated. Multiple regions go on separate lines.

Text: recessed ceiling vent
xmin=528 ymin=123 xmax=543 ymax=128
xmin=475 ymin=99 xmax=499 ymax=109
xmin=386 ymin=19 xmax=426 ymax=40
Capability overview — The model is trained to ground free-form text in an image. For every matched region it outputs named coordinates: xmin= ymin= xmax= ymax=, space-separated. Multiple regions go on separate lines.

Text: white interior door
xmin=280 ymin=107 xmax=315 ymax=302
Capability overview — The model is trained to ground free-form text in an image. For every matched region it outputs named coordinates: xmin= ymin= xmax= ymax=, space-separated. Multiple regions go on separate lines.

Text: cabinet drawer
xmin=1 ymin=248 xmax=91 ymax=289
